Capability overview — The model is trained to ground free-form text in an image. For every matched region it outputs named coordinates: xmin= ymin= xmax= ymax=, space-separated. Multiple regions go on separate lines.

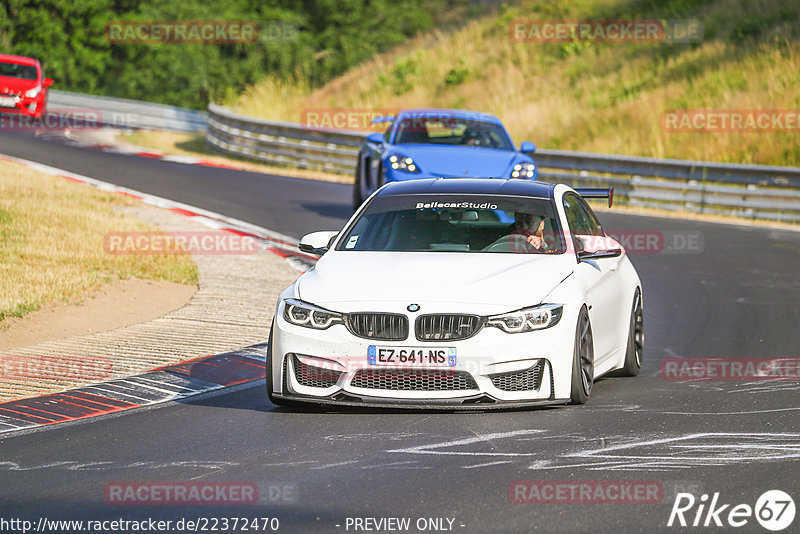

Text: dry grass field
xmin=0 ymin=159 xmax=197 ymax=323
xmin=233 ymin=0 xmax=800 ymax=166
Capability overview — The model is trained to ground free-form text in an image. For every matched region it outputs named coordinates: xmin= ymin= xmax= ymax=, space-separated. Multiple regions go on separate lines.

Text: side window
xmin=576 ymin=196 xmax=604 ymax=236
xmin=563 ymin=194 xmax=591 ymax=235
xmin=384 ymin=121 xmax=394 ymax=143
xmin=563 ymin=193 xmax=602 ymax=236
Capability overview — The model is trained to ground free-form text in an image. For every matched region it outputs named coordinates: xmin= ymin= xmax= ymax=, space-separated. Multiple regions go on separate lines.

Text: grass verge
xmin=0 ymin=158 xmax=198 ymax=322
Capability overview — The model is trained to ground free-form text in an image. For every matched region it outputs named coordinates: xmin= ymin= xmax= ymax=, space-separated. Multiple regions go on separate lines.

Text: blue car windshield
xmin=393 ymin=117 xmax=513 ymax=150
xmin=337 ymin=194 xmax=565 ymax=254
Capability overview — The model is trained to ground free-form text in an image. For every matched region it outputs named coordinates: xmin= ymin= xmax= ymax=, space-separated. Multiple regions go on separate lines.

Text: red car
xmin=0 ymin=54 xmax=53 ymax=120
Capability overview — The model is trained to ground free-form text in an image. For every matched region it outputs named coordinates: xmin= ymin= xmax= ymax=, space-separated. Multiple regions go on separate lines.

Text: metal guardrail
xmin=206 ymin=104 xmax=800 ymax=222
xmin=206 ymin=103 xmax=361 ymax=174
xmin=48 ymin=90 xmax=207 ymax=132
xmin=30 ymin=90 xmax=800 ymax=222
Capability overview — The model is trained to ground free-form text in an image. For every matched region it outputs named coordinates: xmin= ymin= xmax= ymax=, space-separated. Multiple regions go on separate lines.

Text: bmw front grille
xmin=346 ymin=313 xmax=408 ymax=341
xmin=415 ymin=314 xmax=483 ymax=341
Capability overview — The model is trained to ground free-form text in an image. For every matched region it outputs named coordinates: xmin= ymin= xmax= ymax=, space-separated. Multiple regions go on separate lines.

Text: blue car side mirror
xmin=366 ymin=132 xmax=384 ymax=144
xmin=519 ymin=141 xmax=536 ymax=153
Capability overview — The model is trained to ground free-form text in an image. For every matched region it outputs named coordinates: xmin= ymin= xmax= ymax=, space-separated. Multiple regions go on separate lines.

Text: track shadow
xmin=299 ymin=202 xmax=353 ymax=220
xmin=179 ymin=379 xmax=571 ymax=415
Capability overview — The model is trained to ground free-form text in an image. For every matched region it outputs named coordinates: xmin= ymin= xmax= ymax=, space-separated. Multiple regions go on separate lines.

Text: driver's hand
xmin=526 ymin=234 xmax=543 ymax=249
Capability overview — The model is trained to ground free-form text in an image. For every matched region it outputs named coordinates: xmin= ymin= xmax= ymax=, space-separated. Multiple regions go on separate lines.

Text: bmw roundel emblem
xmin=407 ymin=303 xmax=420 ymax=312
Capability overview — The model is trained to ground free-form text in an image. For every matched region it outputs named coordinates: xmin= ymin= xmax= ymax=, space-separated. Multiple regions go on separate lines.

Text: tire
xmin=613 ymin=288 xmax=643 ymax=377
xmin=352 ymin=154 xmax=365 ymax=211
xmin=569 ymin=306 xmax=594 ymax=405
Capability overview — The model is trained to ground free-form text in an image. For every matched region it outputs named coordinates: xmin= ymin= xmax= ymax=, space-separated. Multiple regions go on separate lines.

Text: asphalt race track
xmin=2 ymin=131 xmax=800 ymax=533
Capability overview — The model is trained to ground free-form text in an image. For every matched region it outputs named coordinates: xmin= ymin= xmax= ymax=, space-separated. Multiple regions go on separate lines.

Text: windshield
xmin=0 ymin=61 xmax=38 ymax=81
xmin=337 ymin=194 xmax=564 ymax=254
xmin=393 ymin=117 xmax=513 ymax=150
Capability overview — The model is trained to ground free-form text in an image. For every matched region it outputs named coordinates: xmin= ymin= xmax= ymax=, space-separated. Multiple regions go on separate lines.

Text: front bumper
xmin=0 ymin=93 xmax=45 ymax=118
xmin=270 ymin=302 xmax=578 ymax=408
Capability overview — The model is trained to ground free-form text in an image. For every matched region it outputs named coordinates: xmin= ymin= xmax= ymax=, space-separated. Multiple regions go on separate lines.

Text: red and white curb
xmin=0 ymin=345 xmax=269 ymax=434
xmin=0 ymin=153 xmax=323 ymax=433
xmin=37 ymin=129 xmax=249 ymax=171
xmin=0 ymin=153 xmax=320 ymax=272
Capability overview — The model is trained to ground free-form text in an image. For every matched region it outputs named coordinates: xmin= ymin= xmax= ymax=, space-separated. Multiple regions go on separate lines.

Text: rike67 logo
xmin=668 ymin=490 xmax=795 ymax=531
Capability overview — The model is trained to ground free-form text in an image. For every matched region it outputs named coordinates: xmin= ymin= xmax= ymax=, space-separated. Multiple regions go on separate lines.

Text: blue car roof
xmin=394 ymin=108 xmax=502 ymax=125
xmin=375 ymin=178 xmax=555 ymax=199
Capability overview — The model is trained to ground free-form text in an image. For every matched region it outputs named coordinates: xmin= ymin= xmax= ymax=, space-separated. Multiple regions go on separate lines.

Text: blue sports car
xmin=353 ymin=108 xmax=537 ymax=209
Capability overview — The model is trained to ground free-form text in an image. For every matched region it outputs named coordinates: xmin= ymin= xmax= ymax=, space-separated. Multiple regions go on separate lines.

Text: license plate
xmin=0 ymin=96 xmax=16 ymax=107
xmin=368 ymin=346 xmax=456 ymax=367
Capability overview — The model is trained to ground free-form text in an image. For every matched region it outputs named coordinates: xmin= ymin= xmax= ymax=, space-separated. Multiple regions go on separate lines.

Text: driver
xmin=511 ymin=212 xmax=545 ymax=251
xmin=462 ymin=130 xmax=480 ymax=146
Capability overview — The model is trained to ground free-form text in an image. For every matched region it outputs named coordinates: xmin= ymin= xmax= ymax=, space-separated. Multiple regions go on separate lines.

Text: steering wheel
xmin=483 ymin=234 xmax=541 ymax=253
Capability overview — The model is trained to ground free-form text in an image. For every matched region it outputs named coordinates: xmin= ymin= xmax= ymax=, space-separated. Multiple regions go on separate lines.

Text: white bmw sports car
xmin=268 ymin=178 xmax=643 ymax=408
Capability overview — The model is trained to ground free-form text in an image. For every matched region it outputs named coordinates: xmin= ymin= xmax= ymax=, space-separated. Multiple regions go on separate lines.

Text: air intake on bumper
xmin=488 ymin=360 xmax=545 ymax=391
xmin=350 ymin=369 xmax=478 ymax=391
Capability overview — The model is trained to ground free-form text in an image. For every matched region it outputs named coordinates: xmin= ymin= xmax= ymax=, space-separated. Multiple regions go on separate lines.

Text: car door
xmin=563 ymin=193 xmax=625 ymax=361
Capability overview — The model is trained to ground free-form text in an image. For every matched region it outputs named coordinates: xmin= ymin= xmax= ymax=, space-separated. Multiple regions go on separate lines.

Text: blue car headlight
xmin=511 ymin=162 xmax=536 ymax=178
xmin=283 ymin=298 xmax=343 ymax=330
xmin=388 ymin=154 xmax=420 ymax=173
xmin=486 ymin=304 xmax=563 ymax=333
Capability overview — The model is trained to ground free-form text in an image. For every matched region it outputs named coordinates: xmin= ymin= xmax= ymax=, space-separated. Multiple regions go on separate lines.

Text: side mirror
xmin=43 ymin=78 xmax=53 ymax=88
xmin=366 ymin=132 xmax=384 ymax=145
xmin=298 ymin=231 xmax=339 ymax=255
xmin=575 ymin=235 xmax=623 ymax=261
xmin=578 ymin=248 xmax=622 ymax=261
xmin=519 ymin=141 xmax=536 ymax=153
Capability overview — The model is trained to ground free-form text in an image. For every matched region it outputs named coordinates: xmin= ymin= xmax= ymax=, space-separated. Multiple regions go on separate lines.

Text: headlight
xmin=486 ymin=304 xmax=563 ymax=333
xmin=511 ymin=162 xmax=535 ymax=178
xmin=283 ymin=298 xmax=343 ymax=330
xmin=25 ymin=86 xmax=41 ymax=98
xmin=388 ymin=154 xmax=420 ymax=173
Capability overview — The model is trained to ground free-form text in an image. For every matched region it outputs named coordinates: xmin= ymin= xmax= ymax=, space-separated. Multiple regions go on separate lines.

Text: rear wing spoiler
xmin=575 ymin=187 xmax=614 ymax=208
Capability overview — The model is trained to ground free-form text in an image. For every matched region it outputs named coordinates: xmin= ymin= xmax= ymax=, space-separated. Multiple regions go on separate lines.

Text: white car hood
xmin=297 ymin=252 xmax=574 ymax=313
